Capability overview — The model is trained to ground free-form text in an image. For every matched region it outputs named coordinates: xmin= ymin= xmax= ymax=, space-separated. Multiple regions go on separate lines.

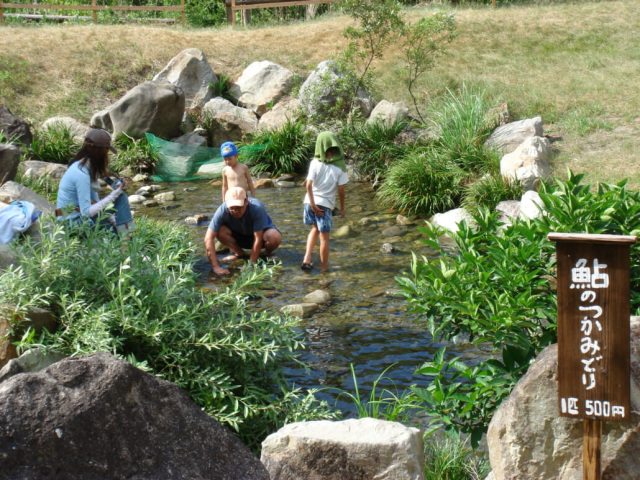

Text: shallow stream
xmin=142 ymin=178 xmax=490 ymax=415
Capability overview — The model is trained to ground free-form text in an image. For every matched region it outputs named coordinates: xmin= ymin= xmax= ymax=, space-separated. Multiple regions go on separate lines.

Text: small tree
xmin=340 ymin=0 xmax=404 ymax=103
xmin=397 ymin=13 xmax=457 ymax=123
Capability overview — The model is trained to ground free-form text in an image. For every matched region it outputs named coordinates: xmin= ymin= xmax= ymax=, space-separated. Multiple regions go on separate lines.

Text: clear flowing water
xmin=142 ymin=178 xmax=490 ymax=415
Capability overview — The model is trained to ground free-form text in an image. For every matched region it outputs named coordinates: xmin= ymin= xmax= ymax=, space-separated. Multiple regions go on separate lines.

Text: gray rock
xmin=485 ymin=116 xmax=544 ymax=155
xmin=128 ymin=194 xmax=147 ymax=205
xmin=197 ymin=161 xmax=226 ymax=178
xmin=185 ymin=215 xmax=209 ymax=225
xmin=430 ymin=207 xmax=476 ymax=234
xmin=382 ymin=225 xmax=406 ymax=237
xmin=302 ymin=289 xmax=331 ymax=305
xmin=258 ymin=96 xmax=301 ymax=131
xmin=366 ymin=100 xmax=409 ymax=126
xmin=0 ymin=352 xmax=269 ymax=480
xmin=333 ymin=225 xmax=351 ymax=238
xmin=0 ymin=144 xmax=20 ymax=185
xmin=20 ymin=159 xmax=67 ymax=180
xmin=0 ymin=106 xmax=32 ymax=146
xmin=0 ymin=181 xmax=55 ymax=214
xmin=155 ymin=191 xmax=176 ymax=202
xmin=381 ymin=242 xmax=395 ymax=254
xmin=254 ymin=178 xmax=274 ymax=189
xmin=495 ymin=199 xmax=521 ymax=224
xmin=261 ymin=418 xmax=424 ymax=480
xmin=519 ymin=190 xmax=544 ymax=220
xmin=275 ymin=180 xmax=296 ymax=188
xmin=202 ymin=97 xmax=259 ymax=146
xmin=280 ymin=303 xmax=319 ymax=317
xmin=0 ymin=348 xmax=66 ymax=383
xmin=230 ymin=60 xmax=295 ymax=116
xmin=488 ymin=319 xmax=640 ymax=480
xmin=41 ymin=116 xmax=90 ymax=143
xmin=298 ymin=60 xmax=374 ymax=119
xmin=172 ymin=131 xmax=208 ymax=147
xmin=153 ymin=48 xmax=217 ymax=110
xmin=96 ymin=80 xmax=185 ymax=140
xmin=500 ymin=136 xmax=551 ymax=191
xmin=143 ymin=200 xmax=159 ymax=208
xmin=0 ymin=243 xmax=17 ymax=272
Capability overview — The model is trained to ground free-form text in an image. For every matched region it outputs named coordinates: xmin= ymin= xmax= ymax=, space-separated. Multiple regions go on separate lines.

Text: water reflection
xmin=143 ymin=178 xmax=489 ymax=416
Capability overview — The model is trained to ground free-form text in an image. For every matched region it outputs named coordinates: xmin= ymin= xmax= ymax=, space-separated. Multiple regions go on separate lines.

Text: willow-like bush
xmin=0 ymin=217 xmax=335 ymax=450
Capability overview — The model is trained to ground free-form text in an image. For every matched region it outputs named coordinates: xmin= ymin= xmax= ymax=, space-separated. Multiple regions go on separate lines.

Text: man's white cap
xmin=225 ymin=186 xmax=247 ymax=208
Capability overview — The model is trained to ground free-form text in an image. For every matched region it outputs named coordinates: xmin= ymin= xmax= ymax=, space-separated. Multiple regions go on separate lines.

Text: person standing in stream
xmin=301 ymin=131 xmax=349 ymax=272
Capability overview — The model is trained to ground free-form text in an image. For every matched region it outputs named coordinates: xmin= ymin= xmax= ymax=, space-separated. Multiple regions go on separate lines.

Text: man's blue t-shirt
xmin=208 ymin=197 xmax=276 ymax=235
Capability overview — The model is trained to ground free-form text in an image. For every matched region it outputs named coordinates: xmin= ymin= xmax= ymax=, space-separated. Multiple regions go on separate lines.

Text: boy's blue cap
xmin=220 ymin=141 xmax=238 ymax=158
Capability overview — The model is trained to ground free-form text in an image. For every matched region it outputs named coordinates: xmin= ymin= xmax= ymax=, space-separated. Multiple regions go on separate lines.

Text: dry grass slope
xmin=1 ymin=0 xmax=639 ymax=187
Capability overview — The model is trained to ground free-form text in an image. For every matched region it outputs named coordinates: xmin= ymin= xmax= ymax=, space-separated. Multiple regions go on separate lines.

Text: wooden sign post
xmin=548 ymin=233 xmax=636 ymax=480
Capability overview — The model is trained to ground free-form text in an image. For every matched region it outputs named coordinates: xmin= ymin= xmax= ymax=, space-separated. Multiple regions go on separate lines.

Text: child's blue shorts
xmin=303 ymin=203 xmax=333 ymax=232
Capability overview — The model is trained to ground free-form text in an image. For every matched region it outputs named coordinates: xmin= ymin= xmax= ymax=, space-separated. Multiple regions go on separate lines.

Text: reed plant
xmin=28 ymin=124 xmax=79 ymax=165
xmin=243 ymin=119 xmax=315 ymax=176
xmin=112 ymin=133 xmax=160 ymax=174
xmin=376 ymin=146 xmax=469 ymax=216
xmin=423 ymin=436 xmax=490 ymax=480
xmin=340 ymin=118 xmax=410 ymax=183
xmin=462 ymin=172 xmax=523 ymax=215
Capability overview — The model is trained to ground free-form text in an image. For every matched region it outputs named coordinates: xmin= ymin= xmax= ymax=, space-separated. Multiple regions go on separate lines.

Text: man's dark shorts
xmin=231 ymin=227 xmax=280 ymax=249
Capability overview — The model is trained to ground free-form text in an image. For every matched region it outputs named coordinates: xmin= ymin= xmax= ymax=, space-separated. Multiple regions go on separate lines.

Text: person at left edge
xmin=56 ymin=128 xmax=135 ymax=236
xmin=204 ymin=186 xmax=281 ymax=276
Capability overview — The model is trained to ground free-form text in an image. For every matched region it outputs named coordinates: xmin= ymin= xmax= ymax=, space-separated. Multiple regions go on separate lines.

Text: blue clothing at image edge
xmin=208 ymin=197 xmax=275 ymax=235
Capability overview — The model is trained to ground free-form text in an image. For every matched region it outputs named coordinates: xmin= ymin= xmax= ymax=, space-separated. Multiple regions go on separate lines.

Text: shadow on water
xmin=143 ymin=177 xmax=492 ymax=416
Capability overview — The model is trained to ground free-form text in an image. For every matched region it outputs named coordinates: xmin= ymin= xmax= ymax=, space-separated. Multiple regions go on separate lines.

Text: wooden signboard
xmin=549 ymin=233 xmax=634 ymax=421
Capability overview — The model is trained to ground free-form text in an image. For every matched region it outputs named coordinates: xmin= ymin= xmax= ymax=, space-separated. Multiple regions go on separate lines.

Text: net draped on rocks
xmin=147 ymin=133 xmax=266 ymax=182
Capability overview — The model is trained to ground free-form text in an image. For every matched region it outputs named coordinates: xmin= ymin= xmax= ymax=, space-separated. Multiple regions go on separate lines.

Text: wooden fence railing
xmin=0 ymin=0 xmax=185 ymax=24
xmin=225 ymin=0 xmax=339 ymax=25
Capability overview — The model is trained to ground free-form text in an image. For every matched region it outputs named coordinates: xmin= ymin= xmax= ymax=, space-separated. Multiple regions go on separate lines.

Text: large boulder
xmin=487 ymin=318 xmax=640 ymax=480
xmin=0 ymin=352 xmax=270 ymax=480
xmin=430 ymin=207 xmax=476 ymax=234
xmin=261 ymin=418 xmax=425 ymax=480
xmin=500 ymin=136 xmax=551 ymax=191
xmin=258 ymin=96 xmax=301 ymax=131
xmin=229 ymin=60 xmax=295 ymax=116
xmin=202 ymin=97 xmax=259 ymax=145
xmin=93 ymin=81 xmax=185 ymax=140
xmin=366 ymin=100 xmax=409 ymax=126
xmin=0 ymin=180 xmax=55 ymax=214
xmin=19 ymin=159 xmax=67 ymax=180
xmin=298 ymin=60 xmax=374 ymax=119
xmin=485 ymin=116 xmax=544 ymax=155
xmin=0 ymin=105 xmax=32 ymax=146
xmin=153 ymin=48 xmax=217 ymax=110
xmin=0 ymin=144 xmax=20 ymax=185
xmin=41 ymin=116 xmax=90 ymax=143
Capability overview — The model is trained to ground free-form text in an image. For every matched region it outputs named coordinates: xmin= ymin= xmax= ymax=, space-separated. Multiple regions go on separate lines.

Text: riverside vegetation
xmin=2 ymin=0 xmax=640 ymax=477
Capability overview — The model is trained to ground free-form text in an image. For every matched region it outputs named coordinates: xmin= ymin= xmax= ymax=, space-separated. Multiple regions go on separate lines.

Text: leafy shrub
xmin=112 ymin=134 xmax=160 ymax=174
xmin=185 ymin=0 xmax=226 ymax=27
xmin=376 ymin=147 xmax=469 ymax=216
xmin=29 ymin=124 xmax=79 ymax=165
xmin=462 ymin=172 xmax=523 ymax=214
xmin=1 ymin=217 xmax=336 ymax=450
xmin=340 ymin=119 xmax=410 ymax=183
xmin=397 ymin=171 xmax=640 ymax=446
xmin=243 ymin=120 xmax=314 ymax=176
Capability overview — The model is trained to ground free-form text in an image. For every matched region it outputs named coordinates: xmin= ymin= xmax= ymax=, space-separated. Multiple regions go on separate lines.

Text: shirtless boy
xmin=220 ymin=141 xmax=256 ymax=201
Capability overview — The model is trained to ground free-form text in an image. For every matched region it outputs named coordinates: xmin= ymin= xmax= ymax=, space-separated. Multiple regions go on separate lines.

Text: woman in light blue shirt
xmin=56 ymin=128 xmax=135 ymax=236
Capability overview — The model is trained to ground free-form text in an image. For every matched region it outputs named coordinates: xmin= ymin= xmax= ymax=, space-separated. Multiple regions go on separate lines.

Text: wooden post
xmin=548 ymin=232 xmax=635 ymax=480
xmin=583 ymin=418 xmax=602 ymax=480
xmin=230 ymin=0 xmax=236 ymax=25
xmin=92 ymin=0 xmax=96 ymax=23
xmin=180 ymin=0 xmax=184 ymax=26
xmin=0 ymin=0 xmax=4 ymax=24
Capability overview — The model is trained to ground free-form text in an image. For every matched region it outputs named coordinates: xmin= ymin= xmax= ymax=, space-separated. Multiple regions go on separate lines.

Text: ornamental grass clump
xmin=0 ymin=217 xmax=336 ymax=451
xmin=243 ymin=119 xmax=315 ymax=176
xmin=28 ymin=124 xmax=79 ymax=165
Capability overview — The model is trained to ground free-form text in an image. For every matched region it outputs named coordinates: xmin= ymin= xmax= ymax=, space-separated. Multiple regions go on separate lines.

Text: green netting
xmin=147 ymin=133 xmax=222 ymax=182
